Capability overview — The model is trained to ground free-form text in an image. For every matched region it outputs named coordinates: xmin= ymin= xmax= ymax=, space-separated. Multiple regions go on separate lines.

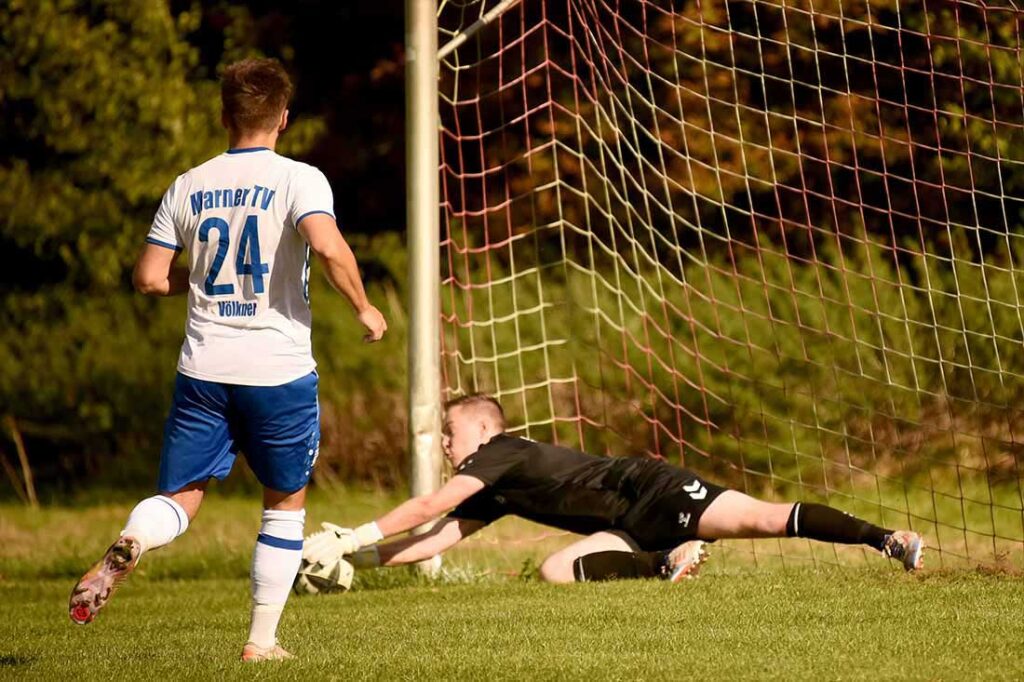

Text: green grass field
xmin=2 ymin=490 xmax=1024 ymax=680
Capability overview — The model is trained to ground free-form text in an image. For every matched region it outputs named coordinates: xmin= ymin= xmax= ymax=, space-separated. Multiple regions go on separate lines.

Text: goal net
xmin=437 ymin=0 xmax=1024 ymax=569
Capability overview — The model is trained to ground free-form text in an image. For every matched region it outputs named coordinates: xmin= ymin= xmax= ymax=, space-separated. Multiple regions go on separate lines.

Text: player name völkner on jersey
xmin=146 ymin=147 xmax=335 ymax=386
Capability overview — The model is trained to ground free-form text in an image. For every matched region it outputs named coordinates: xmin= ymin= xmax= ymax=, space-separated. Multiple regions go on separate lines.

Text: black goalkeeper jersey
xmin=447 ymin=433 xmax=714 ymax=542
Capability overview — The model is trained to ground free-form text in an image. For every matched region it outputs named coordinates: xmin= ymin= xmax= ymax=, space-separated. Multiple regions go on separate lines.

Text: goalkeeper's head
xmin=442 ymin=394 xmax=505 ymax=468
xmin=220 ymin=58 xmax=293 ymax=137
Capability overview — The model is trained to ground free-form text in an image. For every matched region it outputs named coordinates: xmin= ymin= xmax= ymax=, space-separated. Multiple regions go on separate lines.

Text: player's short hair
xmin=221 ymin=58 xmax=293 ymax=134
xmin=444 ymin=393 xmax=506 ymax=431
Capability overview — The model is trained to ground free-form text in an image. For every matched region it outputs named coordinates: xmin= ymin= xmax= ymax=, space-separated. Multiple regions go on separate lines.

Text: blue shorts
xmin=158 ymin=372 xmax=320 ymax=494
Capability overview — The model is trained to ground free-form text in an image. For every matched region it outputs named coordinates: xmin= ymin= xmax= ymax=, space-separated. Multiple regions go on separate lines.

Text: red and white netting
xmin=438 ymin=0 xmax=1024 ymax=569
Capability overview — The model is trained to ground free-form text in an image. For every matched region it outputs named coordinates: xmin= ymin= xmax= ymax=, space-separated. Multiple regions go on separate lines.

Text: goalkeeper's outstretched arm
xmin=372 ymin=517 xmax=486 ymax=567
xmin=303 ymin=475 xmax=486 ymax=565
xmin=374 ymin=475 xmax=485 ymax=538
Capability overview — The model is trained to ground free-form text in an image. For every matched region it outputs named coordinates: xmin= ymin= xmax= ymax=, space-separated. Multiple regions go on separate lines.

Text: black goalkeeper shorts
xmin=618 ymin=467 xmax=728 ymax=551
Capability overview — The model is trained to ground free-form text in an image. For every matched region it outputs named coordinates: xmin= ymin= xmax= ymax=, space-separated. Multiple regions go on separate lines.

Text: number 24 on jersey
xmin=198 ymin=215 xmax=269 ymax=296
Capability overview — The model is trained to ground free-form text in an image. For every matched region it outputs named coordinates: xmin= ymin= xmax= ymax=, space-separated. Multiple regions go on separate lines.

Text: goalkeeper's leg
xmin=696 ymin=491 xmax=924 ymax=571
xmin=243 ymin=485 xmax=306 ymax=662
xmin=539 ymin=531 xmax=650 ymax=583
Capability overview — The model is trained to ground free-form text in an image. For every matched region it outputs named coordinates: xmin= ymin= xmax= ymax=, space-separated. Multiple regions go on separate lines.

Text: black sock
xmin=786 ymin=503 xmax=891 ymax=551
xmin=572 ymin=551 xmax=666 ymax=581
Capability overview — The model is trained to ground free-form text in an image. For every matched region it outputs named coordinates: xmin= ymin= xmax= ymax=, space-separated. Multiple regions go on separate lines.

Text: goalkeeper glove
xmin=303 ymin=521 xmax=384 ymax=565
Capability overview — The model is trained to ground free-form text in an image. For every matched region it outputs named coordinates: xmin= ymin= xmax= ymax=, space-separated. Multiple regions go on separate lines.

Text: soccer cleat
xmin=68 ymin=536 xmax=142 ymax=625
xmin=665 ymin=539 xmax=707 ymax=582
xmin=241 ymin=642 xmax=294 ymax=662
xmin=882 ymin=530 xmax=925 ymax=572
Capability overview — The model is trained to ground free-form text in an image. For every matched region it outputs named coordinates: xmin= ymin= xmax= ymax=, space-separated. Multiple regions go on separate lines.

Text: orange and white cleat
xmin=68 ymin=536 xmax=142 ymax=625
xmin=665 ymin=539 xmax=708 ymax=582
xmin=882 ymin=530 xmax=925 ymax=572
xmin=241 ymin=642 xmax=294 ymax=662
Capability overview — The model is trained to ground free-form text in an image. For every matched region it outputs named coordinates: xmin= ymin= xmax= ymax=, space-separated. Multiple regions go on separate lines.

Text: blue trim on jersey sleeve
xmin=295 ymin=210 xmax=336 ymax=227
xmin=256 ymin=533 xmax=304 ymax=551
xmin=146 ymin=237 xmax=183 ymax=252
xmin=226 ymin=146 xmax=271 ymax=154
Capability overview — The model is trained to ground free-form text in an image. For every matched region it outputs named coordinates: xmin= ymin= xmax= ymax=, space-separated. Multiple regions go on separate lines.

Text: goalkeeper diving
xmin=300 ymin=394 xmax=924 ymax=589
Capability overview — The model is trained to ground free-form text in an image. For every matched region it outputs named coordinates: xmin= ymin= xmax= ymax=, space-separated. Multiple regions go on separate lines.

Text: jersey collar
xmin=457 ymin=433 xmax=509 ymax=472
xmin=225 ymin=146 xmax=271 ymax=154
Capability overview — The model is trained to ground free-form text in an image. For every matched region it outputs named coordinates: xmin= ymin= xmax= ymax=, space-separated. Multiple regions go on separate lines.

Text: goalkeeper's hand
xmin=303 ymin=521 xmax=384 ymax=565
xmin=303 ymin=523 xmax=358 ymax=564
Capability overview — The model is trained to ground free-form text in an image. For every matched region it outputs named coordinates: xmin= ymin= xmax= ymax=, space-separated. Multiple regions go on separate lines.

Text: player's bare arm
xmin=377 ymin=474 xmax=485 ymax=536
xmin=302 ymin=474 xmax=484 ymax=565
xmin=375 ymin=516 xmax=485 ymax=567
xmin=132 ymin=243 xmax=189 ymax=296
xmin=298 ymin=212 xmax=386 ymax=342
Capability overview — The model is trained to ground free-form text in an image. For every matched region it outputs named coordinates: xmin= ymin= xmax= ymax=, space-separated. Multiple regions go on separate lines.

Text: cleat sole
xmin=668 ymin=541 xmax=708 ymax=583
xmin=68 ymin=536 xmax=141 ymax=625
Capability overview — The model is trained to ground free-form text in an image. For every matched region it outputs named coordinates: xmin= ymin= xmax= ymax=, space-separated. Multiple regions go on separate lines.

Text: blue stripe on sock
xmin=257 ymin=533 xmax=303 ymax=551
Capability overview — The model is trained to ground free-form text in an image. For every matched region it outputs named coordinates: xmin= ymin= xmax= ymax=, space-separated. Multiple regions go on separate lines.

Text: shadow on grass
xmin=0 ymin=654 xmax=36 ymax=667
xmin=344 ymin=557 xmax=542 ymax=593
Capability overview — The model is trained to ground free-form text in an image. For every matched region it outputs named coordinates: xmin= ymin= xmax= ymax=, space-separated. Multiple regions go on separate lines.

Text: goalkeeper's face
xmin=442 ymin=405 xmax=495 ymax=468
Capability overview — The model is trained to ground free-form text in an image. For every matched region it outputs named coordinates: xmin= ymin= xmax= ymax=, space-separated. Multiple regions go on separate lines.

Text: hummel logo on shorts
xmin=683 ymin=479 xmax=707 ymax=500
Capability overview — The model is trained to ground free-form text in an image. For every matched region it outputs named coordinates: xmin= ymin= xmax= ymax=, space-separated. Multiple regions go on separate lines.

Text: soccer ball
xmin=293 ymin=557 xmax=354 ymax=596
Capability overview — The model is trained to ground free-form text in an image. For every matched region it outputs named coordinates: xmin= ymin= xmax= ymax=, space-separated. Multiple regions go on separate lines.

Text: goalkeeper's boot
xmin=68 ymin=536 xmax=142 ymax=625
xmin=665 ymin=540 xmax=707 ymax=583
xmin=241 ymin=642 xmax=294 ymax=662
xmin=882 ymin=530 xmax=925 ymax=572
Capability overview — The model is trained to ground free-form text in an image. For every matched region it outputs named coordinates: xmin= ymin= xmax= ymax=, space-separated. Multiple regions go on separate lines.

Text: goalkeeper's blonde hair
xmin=443 ymin=393 xmax=506 ymax=431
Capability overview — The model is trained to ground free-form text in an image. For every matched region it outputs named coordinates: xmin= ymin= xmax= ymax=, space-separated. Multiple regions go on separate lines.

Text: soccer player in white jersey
xmin=67 ymin=58 xmax=387 ymax=662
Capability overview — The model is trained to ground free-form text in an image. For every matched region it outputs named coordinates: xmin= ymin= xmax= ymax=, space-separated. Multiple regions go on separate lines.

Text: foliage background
xmin=1 ymin=0 xmax=1023 ymax=545
xmin=0 ymin=0 xmax=410 ymax=493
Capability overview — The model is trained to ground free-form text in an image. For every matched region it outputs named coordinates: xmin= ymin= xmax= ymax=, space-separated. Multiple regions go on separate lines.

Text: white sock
xmin=248 ymin=508 xmax=305 ymax=648
xmin=121 ymin=495 xmax=189 ymax=554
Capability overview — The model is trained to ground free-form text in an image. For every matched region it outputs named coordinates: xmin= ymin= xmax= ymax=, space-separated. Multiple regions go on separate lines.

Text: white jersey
xmin=146 ymin=147 xmax=333 ymax=386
